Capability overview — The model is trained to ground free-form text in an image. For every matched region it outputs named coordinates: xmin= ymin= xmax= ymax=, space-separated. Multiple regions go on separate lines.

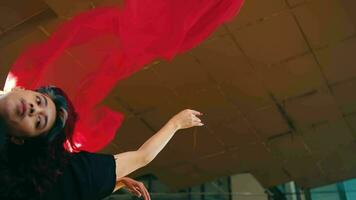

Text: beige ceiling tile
xmin=195 ymin=143 xmax=278 ymax=178
xmin=101 ymin=97 xmax=133 ymax=117
xmin=0 ymin=28 xmax=47 ymax=65
xmin=319 ymin=150 xmax=347 ymax=177
xmin=155 ymin=141 xmax=280 ymax=189
xmin=233 ymin=11 xmax=308 ymax=65
xmin=251 ymin=163 xmax=291 ymax=188
xmin=169 ymin=164 xmax=199 ymax=176
xmin=43 ymin=0 xmax=92 ymax=18
xmin=194 ymin=151 xmax=248 ymax=176
xmin=114 ymin=69 xmax=178 ymax=112
xmin=0 ymin=0 xmax=48 ymax=30
xmin=39 ymin=18 xmax=67 ymax=35
xmin=268 ymin=134 xmax=309 ymax=160
xmin=284 ymin=156 xmax=323 ymax=182
xmin=140 ymin=102 xmax=185 ymax=132
xmin=92 ymin=0 xmax=124 ymax=7
xmin=287 ymin=0 xmax=306 ymax=7
xmin=320 ymin=147 xmax=356 ymax=184
xmin=209 ymin=25 xmax=228 ymax=38
xmin=226 ymin=0 xmax=287 ymax=30
xmin=338 ymin=141 xmax=356 ymax=168
xmin=191 ymin=35 xmax=253 ymax=83
xmin=219 ymin=74 xmax=272 ymax=114
xmin=257 ymin=54 xmax=325 ymax=100
xmin=246 ymin=105 xmax=290 ymax=139
xmin=146 ymin=147 xmax=179 ymax=169
xmin=294 ymin=173 xmax=329 ymax=189
xmin=292 ymin=0 xmax=355 ymax=49
xmin=152 ymin=54 xmax=213 ymax=91
xmin=332 ymin=79 xmax=356 ymax=115
xmin=0 ymin=29 xmax=47 ymax=88
xmin=207 ymin=115 xmax=258 ymax=148
xmin=179 ymin=86 xmax=239 ymax=125
xmin=316 ymin=37 xmax=356 ymax=84
xmin=164 ymin=126 xmax=224 ymax=160
xmin=192 ymin=127 xmax=225 ymax=158
xmin=234 ymin=143 xmax=282 ymax=169
xmin=113 ymin=116 xmax=154 ymax=151
xmin=302 ymin=119 xmax=354 ymax=155
xmin=332 ymin=142 xmax=356 ymax=183
xmin=0 ymin=9 xmax=55 ymax=47
xmin=339 ymin=0 xmax=356 ymax=27
xmin=285 ymin=90 xmax=342 ymax=128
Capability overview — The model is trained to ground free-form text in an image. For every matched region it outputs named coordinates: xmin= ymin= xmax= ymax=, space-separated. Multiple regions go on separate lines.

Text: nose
xmin=28 ymin=103 xmax=44 ymax=116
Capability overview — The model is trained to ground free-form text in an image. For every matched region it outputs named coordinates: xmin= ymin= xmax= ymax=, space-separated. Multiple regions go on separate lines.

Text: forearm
xmin=114 ymin=109 xmax=201 ymax=179
xmin=138 ymin=120 xmax=178 ymax=164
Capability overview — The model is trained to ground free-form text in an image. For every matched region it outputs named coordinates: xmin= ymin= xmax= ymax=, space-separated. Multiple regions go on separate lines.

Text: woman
xmin=0 ymin=86 xmax=203 ymax=200
xmin=6 ymin=0 xmax=244 ymax=152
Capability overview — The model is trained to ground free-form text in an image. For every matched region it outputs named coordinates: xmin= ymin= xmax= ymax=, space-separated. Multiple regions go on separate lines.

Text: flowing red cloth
xmin=4 ymin=0 xmax=244 ymax=152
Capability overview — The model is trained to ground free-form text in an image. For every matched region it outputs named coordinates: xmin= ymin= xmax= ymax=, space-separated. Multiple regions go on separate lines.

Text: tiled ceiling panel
xmin=293 ymin=0 xmax=355 ymax=49
xmin=226 ymin=0 xmax=287 ymax=30
xmin=232 ymin=11 xmax=309 ymax=65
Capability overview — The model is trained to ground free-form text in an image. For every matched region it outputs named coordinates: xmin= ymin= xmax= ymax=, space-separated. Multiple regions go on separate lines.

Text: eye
xmin=35 ymin=116 xmax=41 ymax=129
xmin=36 ymin=96 xmax=41 ymax=105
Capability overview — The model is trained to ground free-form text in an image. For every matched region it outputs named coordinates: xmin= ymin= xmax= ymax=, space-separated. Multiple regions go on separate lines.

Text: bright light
xmin=4 ymin=72 xmax=18 ymax=92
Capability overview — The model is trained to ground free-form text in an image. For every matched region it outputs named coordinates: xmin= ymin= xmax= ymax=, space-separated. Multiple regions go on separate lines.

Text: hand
xmin=119 ymin=177 xmax=151 ymax=200
xmin=169 ymin=109 xmax=204 ymax=130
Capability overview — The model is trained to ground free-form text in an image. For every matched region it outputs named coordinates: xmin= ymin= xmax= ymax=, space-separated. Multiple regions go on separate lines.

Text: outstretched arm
xmin=114 ymin=109 xmax=203 ymax=179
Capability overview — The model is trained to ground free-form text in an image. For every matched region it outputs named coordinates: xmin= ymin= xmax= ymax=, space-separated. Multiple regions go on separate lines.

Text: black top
xmin=43 ymin=151 xmax=116 ymax=200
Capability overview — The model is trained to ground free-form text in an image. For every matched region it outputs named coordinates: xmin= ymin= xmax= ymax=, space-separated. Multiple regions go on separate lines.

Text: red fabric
xmin=5 ymin=0 xmax=244 ymax=152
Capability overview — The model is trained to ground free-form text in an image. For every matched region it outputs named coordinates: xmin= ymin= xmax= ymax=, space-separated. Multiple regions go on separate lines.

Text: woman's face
xmin=0 ymin=87 xmax=57 ymax=138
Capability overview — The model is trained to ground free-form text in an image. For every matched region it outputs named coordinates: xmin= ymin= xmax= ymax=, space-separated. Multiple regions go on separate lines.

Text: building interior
xmin=1 ymin=0 xmax=356 ymax=199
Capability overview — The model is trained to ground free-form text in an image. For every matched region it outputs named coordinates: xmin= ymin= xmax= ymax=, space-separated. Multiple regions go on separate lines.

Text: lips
xmin=17 ymin=99 xmax=27 ymax=117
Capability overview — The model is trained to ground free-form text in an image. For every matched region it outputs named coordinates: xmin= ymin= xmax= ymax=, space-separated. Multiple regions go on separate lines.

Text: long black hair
xmin=0 ymin=86 xmax=78 ymax=200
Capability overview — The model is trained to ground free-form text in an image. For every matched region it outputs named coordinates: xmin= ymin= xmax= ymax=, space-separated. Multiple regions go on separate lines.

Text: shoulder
xmin=68 ymin=151 xmax=115 ymax=171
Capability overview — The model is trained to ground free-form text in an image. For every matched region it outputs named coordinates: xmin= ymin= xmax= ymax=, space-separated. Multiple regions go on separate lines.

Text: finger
xmin=134 ymin=185 xmax=146 ymax=198
xmin=196 ymin=122 xmax=204 ymax=126
xmin=130 ymin=186 xmax=142 ymax=197
xmin=135 ymin=183 xmax=150 ymax=200
xmin=139 ymin=184 xmax=151 ymax=200
xmin=192 ymin=116 xmax=201 ymax=122
xmin=190 ymin=109 xmax=203 ymax=116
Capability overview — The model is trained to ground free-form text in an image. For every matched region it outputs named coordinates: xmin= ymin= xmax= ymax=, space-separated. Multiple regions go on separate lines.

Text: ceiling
xmin=1 ymin=0 xmax=356 ymax=189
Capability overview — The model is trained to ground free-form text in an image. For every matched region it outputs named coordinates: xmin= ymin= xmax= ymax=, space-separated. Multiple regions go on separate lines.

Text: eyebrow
xmin=41 ymin=95 xmax=48 ymax=129
xmin=42 ymin=94 xmax=48 ymax=107
xmin=43 ymin=115 xmax=48 ymax=130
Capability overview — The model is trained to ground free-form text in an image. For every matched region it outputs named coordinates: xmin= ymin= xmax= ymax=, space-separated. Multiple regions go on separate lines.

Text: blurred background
xmin=1 ymin=0 xmax=356 ymax=199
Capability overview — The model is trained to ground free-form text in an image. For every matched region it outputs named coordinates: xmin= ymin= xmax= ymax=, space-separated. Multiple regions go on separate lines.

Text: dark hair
xmin=0 ymin=86 xmax=78 ymax=200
